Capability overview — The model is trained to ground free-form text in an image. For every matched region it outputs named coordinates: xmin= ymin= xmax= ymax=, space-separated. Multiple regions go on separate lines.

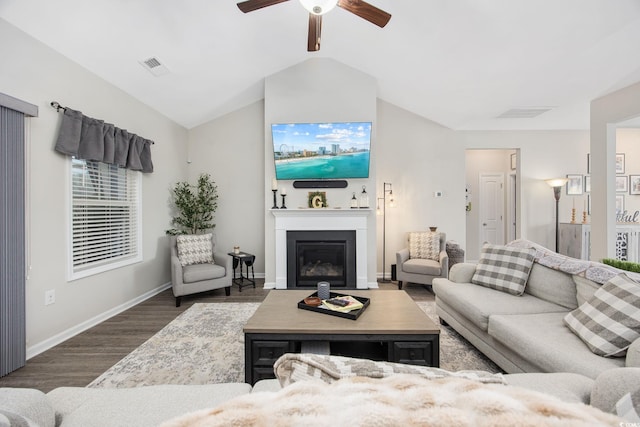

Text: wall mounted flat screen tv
xmin=272 ymin=122 xmax=372 ymax=180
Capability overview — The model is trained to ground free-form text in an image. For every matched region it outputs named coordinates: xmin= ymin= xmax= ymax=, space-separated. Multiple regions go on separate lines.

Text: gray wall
xmin=0 ymin=19 xmax=188 ymax=356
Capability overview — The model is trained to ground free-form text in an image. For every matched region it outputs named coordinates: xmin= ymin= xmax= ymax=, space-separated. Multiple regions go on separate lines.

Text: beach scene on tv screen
xmin=272 ymin=122 xmax=371 ymax=180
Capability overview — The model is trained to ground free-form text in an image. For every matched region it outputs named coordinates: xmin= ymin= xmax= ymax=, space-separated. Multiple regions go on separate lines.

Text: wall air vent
xmin=496 ymin=107 xmax=553 ymax=119
xmin=139 ymin=57 xmax=170 ymax=77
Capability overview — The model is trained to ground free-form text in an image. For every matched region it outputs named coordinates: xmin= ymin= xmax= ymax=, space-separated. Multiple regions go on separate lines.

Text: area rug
xmin=88 ymin=301 xmax=500 ymax=388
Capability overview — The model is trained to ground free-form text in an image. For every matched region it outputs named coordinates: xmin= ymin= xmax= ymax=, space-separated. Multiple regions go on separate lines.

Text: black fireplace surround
xmin=287 ymin=230 xmax=356 ymax=289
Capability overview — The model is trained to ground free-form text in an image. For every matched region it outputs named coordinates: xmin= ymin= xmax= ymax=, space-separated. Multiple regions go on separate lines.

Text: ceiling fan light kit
xmin=299 ymin=0 xmax=338 ymax=15
xmin=237 ymin=0 xmax=391 ymax=51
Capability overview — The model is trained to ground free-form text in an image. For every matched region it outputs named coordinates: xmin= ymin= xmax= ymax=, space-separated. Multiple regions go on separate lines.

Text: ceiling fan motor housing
xmin=299 ymin=0 xmax=339 ymax=15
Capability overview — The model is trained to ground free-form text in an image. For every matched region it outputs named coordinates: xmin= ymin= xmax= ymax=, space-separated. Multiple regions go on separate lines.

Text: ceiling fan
xmin=237 ymin=0 xmax=391 ymax=52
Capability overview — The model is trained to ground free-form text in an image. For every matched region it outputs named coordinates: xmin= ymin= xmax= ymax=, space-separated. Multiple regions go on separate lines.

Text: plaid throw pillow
xmin=409 ymin=232 xmax=441 ymax=261
xmin=176 ymin=234 xmax=214 ymax=267
xmin=564 ymin=273 xmax=640 ymax=357
xmin=471 ymin=244 xmax=536 ymax=295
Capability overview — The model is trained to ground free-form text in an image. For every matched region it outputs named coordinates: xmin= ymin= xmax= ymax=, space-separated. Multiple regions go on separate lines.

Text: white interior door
xmin=479 ymin=173 xmax=505 ymax=246
xmin=508 ymin=173 xmax=517 ymax=242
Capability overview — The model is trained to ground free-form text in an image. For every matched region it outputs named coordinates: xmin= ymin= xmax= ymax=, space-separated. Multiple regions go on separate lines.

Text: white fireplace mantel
xmin=272 ymin=208 xmax=371 ymax=289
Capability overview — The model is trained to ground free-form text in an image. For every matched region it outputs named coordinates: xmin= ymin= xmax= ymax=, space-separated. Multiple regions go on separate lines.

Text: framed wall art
xmin=616 ymin=194 xmax=625 ymax=213
xmin=630 ymin=175 xmax=640 ymax=195
xmin=616 ymin=176 xmax=628 ymax=193
xmin=566 ymin=174 xmax=583 ymax=195
xmin=616 ymin=153 xmax=625 ymax=174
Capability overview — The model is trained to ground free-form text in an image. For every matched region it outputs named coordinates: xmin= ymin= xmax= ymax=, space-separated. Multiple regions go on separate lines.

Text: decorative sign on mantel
xmin=616 ymin=210 xmax=640 ymax=223
xmin=308 ymin=191 xmax=328 ymax=208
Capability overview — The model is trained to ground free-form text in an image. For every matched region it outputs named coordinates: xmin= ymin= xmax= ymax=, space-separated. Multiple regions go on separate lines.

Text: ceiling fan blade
xmin=337 ymin=0 xmax=391 ymax=27
xmin=307 ymin=13 xmax=322 ymax=52
xmin=237 ymin=0 xmax=290 ymax=13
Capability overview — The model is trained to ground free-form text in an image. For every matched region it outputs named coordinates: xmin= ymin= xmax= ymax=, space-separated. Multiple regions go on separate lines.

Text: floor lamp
xmin=377 ymin=183 xmax=394 ymax=282
xmin=545 ymin=178 xmax=569 ymax=252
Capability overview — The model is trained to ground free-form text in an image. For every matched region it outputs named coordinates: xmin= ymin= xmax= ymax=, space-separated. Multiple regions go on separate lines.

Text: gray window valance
xmin=54 ymin=106 xmax=154 ymax=173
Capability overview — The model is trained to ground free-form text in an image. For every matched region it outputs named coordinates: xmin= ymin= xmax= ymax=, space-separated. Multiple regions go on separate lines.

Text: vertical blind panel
xmin=71 ymin=159 xmax=139 ymax=272
xmin=0 ymin=106 xmax=26 ymax=377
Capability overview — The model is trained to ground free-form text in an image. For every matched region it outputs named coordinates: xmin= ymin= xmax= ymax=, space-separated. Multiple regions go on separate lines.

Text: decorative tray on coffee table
xmin=297 ymin=291 xmax=370 ymax=320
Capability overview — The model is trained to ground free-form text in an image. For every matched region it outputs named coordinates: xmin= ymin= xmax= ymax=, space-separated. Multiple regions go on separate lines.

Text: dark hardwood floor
xmin=0 ymin=280 xmax=434 ymax=392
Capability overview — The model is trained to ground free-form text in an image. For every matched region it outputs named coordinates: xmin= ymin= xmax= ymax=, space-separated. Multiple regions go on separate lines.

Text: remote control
xmin=326 ymin=298 xmax=349 ymax=307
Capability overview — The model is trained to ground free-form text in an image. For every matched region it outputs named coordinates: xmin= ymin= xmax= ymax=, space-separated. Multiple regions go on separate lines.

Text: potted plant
xmin=166 ymin=173 xmax=218 ymax=235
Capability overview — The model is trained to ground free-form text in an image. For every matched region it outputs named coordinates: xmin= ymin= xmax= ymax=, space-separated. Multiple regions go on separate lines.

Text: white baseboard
xmin=26 ymin=282 xmax=172 ymax=360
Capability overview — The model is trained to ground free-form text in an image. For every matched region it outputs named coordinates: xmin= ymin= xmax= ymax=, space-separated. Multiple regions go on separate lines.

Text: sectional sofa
xmin=432 ymin=240 xmax=640 ymax=379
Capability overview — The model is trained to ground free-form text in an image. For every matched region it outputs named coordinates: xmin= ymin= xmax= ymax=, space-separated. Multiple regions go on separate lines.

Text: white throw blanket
xmin=160 ymin=375 xmax=621 ymax=427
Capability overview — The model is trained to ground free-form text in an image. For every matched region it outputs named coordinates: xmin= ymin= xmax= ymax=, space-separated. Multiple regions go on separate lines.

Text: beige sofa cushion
xmin=401 ymin=258 xmax=442 ymax=276
xmin=488 ymin=312 xmax=624 ymax=379
xmin=573 ymin=274 xmax=602 ymax=305
xmin=0 ymin=388 xmax=55 ymax=427
xmin=433 ymin=281 xmax=568 ymax=332
xmin=182 ymin=262 xmax=226 ymax=283
xmin=47 ymin=383 xmax=251 ymax=427
xmin=525 ymin=263 xmax=578 ymax=310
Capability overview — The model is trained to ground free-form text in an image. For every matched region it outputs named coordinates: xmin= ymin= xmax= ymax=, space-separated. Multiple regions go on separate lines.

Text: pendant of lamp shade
xmin=299 ymin=0 xmax=339 ymax=15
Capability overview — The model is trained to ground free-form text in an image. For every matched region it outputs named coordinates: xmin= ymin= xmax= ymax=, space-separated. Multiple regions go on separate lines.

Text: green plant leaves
xmin=166 ymin=173 xmax=218 ymax=235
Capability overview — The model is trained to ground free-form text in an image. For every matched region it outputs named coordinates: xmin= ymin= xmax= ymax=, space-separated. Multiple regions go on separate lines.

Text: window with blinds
xmin=70 ymin=158 xmax=142 ymax=280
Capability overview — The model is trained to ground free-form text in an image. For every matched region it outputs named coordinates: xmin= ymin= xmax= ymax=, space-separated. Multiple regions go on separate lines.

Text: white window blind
xmin=70 ymin=158 xmax=141 ymax=279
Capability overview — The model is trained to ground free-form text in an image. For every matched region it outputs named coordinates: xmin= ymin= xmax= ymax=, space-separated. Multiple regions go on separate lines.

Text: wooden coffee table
xmin=244 ymin=290 xmax=440 ymax=384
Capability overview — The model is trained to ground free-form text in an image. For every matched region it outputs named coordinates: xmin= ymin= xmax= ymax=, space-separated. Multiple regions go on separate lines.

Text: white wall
xmin=187 ymin=101 xmax=266 ymax=274
xmin=375 ymin=101 xmax=461 ymax=277
xmin=263 ymin=58 xmax=377 ymax=286
xmin=0 ymin=19 xmax=188 ymax=356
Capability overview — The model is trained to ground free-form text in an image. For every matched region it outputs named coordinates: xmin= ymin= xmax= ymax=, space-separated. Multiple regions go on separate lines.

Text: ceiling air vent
xmin=496 ymin=107 xmax=553 ymax=119
xmin=139 ymin=56 xmax=170 ymax=77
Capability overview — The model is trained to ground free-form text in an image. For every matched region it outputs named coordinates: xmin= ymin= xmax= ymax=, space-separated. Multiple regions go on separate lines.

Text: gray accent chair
xmin=396 ymin=232 xmax=449 ymax=290
xmin=170 ymin=235 xmax=232 ymax=307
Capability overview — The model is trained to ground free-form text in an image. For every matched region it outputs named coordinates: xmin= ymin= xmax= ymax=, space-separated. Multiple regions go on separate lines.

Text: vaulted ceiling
xmin=2 ymin=0 xmax=640 ymax=130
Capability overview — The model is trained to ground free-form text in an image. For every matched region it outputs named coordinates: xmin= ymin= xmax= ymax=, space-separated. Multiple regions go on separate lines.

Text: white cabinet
xmin=559 ymin=223 xmax=640 ymax=262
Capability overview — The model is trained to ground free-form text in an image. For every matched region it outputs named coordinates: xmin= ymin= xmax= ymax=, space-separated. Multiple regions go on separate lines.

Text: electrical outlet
xmin=45 ymin=289 xmax=55 ymax=306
